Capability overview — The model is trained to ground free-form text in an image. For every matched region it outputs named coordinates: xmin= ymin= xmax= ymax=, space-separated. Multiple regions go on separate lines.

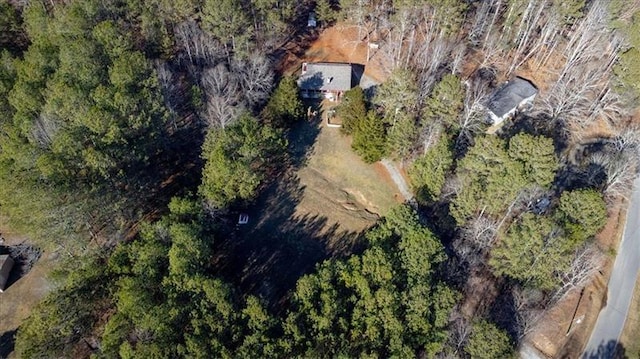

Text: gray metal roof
xmin=487 ymin=77 xmax=538 ymax=117
xmin=298 ymin=62 xmax=354 ymax=92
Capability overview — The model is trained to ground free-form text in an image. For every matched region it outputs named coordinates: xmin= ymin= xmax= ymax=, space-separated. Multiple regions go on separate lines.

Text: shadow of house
xmin=486 ymin=77 xmax=538 ymax=128
xmin=0 ymin=254 xmax=14 ymax=293
xmin=298 ymin=62 xmax=363 ymax=102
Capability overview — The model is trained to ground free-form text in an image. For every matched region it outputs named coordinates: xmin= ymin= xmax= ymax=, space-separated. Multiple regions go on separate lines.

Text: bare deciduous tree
xmin=200 ymin=64 xmax=243 ymax=129
xmin=174 ymin=20 xmax=224 ymax=68
xmin=613 ymin=125 xmax=640 ymax=154
xmin=31 ymin=113 xmax=59 ymax=148
xmin=445 ymin=317 xmax=472 ymax=357
xmin=463 ymin=214 xmax=499 ymax=252
xmin=453 ymin=212 xmax=498 ymax=268
xmin=551 ymin=244 xmax=604 ymax=302
xmin=539 ymin=0 xmax=629 ymax=139
xmin=441 ymin=174 xmax=462 ymax=200
xmin=154 ymin=60 xmax=181 ymax=131
xmin=591 ymin=151 xmax=637 ymax=202
xmin=232 ymin=54 xmax=274 ymax=109
xmin=457 ymin=80 xmax=488 ymax=148
xmin=512 ymin=286 xmax=546 ymax=339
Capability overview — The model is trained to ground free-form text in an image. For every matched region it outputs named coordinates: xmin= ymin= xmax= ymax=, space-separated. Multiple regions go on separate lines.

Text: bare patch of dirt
xmin=281 ymin=24 xmax=392 ymax=83
xmin=0 ymin=225 xmax=56 ymax=356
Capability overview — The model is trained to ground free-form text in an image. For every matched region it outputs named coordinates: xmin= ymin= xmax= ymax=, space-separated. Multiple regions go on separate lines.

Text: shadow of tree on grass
xmin=214 ymin=116 xmax=364 ymax=309
xmin=0 ymin=329 xmax=16 ymax=358
xmin=218 ymin=171 xmax=362 ymax=310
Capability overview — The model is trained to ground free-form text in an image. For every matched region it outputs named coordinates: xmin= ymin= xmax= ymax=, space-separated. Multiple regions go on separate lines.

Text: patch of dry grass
xmin=226 ymin=117 xmax=400 ymax=304
xmin=619 ymin=275 xmax=640 ymax=357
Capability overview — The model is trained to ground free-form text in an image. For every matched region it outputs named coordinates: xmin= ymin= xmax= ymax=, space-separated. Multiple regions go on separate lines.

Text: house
xmin=486 ymin=77 xmax=538 ymax=126
xmin=298 ymin=62 xmax=357 ymax=102
xmin=0 ymin=254 xmax=14 ymax=293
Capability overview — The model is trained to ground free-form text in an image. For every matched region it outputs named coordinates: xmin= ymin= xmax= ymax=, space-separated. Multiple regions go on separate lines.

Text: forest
xmin=0 ymin=0 xmax=639 ymax=358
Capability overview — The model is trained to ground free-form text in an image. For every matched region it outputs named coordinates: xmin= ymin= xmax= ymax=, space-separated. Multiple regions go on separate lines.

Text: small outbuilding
xmin=238 ymin=213 xmax=249 ymax=225
xmin=486 ymin=77 xmax=538 ymax=126
xmin=307 ymin=12 xmax=317 ymax=28
xmin=0 ymin=254 xmax=15 ymax=293
xmin=298 ymin=62 xmax=357 ymax=102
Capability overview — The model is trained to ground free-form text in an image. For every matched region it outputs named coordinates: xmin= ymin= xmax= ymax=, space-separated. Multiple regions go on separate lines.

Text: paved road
xmin=583 ymin=176 xmax=640 ymax=358
xmin=380 ymin=159 xmax=414 ymax=203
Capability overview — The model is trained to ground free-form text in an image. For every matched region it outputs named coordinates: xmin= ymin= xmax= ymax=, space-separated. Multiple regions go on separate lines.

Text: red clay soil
xmin=280 ymin=24 xmax=392 ymax=83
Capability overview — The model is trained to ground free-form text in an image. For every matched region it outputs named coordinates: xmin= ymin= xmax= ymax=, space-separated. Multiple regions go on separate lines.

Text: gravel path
xmin=380 ymin=159 xmax=414 ymax=203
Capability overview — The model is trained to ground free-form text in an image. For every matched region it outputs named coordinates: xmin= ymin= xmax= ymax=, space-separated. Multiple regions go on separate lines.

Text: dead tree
xmin=457 ymin=80 xmax=488 ymax=149
xmin=200 ymin=64 xmax=243 ymax=129
xmin=232 ymin=54 xmax=274 ymax=109
xmin=551 ymin=244 xmax=604 ymax=303
xmin=512 ymin=286 xmax=546 ymax=340
xmin=590 ymin=151 xmax=637 ymax=203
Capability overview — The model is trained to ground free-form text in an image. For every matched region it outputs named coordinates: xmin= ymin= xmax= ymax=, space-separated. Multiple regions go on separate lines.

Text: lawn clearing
xmin=225 ymin=116 xmax=400 ymax=305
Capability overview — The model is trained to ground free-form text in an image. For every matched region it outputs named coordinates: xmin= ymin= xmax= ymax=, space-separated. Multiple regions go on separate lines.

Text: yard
xmin=0 ymin=226 xmax=54 ymax=358
xmin=220 ymin=113 xmax=400 ymax=306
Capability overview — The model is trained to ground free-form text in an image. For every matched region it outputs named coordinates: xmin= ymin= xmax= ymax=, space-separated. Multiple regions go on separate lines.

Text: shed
xmin=307 ymin=12 xmax=317 ymax=28
xmin=487 ymin=77 xmax=538 ymax=126
xmin=0 ymin=254 xmax=14 ymax=293
xmin=298 ymin=62 xmax=356 ymax=101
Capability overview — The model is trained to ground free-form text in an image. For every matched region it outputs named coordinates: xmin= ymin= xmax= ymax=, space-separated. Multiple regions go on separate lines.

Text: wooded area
xmin=1 ymin=0 xmax=639 ymax=357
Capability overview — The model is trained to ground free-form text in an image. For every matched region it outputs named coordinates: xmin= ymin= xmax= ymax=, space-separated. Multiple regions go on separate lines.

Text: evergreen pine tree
xmin=352 ymin=111 xmax=386 ymax=163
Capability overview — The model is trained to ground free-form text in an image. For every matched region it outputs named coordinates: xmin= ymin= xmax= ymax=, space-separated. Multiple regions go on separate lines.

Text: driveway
xmin=582 ymin=175 xmax=640 ymax=358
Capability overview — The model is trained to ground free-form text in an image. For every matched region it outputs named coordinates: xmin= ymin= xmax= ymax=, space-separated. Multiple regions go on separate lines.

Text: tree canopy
xmin=451 ymin=133 xmax=558 ymax=224
xmin=200 ymin=113 xmax=286 ymax=207
xmin=284 ymin=205 xmax=457 ymax=358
